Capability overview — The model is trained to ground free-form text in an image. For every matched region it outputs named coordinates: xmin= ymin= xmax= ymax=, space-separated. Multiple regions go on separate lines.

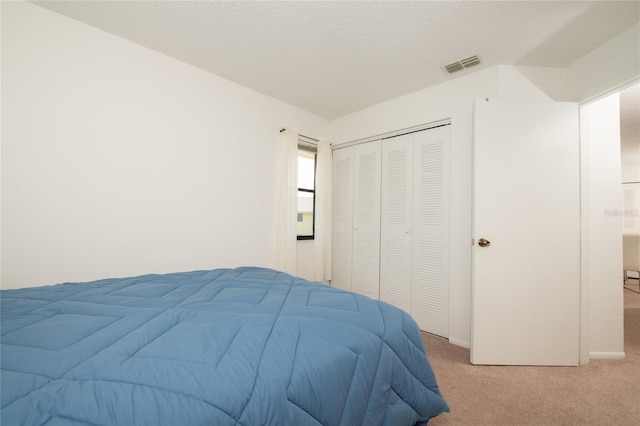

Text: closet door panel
xmin=380 ymin=134 xmax=413 ymax=314
xmin=412 ymin=126 xmax=450 ymax=337
xmin=352 ymin=141 xmax=381 ymax=299
xmin=332 ymin=147 xmax=354 ymax=291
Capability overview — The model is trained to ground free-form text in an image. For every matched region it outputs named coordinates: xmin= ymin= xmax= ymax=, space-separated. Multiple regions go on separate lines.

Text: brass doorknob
xmin=478 ymin=238 xmax=491 ymax=247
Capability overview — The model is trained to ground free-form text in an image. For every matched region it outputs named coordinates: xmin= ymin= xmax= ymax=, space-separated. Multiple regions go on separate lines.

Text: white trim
xmin=331 ymin=119 xmax=451 ymax=150
xmin=448 ymin=338 xmax=470 ymax=349
xmin=579 ymin=103 xmax=591 ymax=365
xmin=579 ymin=77 xmax=640 ymax=107
xmin=589 ymin=351 xmax=626 ymax=360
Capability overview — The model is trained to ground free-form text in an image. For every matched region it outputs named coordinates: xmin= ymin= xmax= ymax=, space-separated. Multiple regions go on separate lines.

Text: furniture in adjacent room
xmin=623 ymin=233 xmax=640 ymax=292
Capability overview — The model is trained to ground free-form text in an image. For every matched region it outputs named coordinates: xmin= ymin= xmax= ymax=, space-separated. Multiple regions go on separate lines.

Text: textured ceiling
xmin=31 ymin=1 xmax=640 ymax=119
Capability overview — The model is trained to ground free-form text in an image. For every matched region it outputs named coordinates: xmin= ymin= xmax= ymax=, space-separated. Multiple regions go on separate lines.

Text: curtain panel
xmin=276 ymin=129 xmax=298 ymax=274
xmin=276 ymin=129 xmax=332 ymax=283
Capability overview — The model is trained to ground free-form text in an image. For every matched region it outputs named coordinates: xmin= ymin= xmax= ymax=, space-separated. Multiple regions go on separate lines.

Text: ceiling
xmin=31 ymin=1 xmax=639 ymax=120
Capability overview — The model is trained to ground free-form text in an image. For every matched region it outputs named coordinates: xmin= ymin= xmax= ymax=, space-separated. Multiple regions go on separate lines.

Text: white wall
xmin=1 ymin=1 xmax=329 ymax=289
xmin=296 ymin=240 xmax=315 ymax=280
xmin=497 ymin=66 xmax=568 ymax=101
xmin=580 ymin=94 xmax=625 ymax=359
xmin=622 ymin=160 xmax=640 ymax=184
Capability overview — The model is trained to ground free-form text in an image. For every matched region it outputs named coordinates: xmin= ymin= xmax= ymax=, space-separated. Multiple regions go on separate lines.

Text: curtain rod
xmin=280 ymin=128 xmax=319 ymax=142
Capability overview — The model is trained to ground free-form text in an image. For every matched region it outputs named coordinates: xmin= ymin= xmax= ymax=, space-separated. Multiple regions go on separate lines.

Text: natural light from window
xmin=297 ymin=147 xmax=316 ymax=239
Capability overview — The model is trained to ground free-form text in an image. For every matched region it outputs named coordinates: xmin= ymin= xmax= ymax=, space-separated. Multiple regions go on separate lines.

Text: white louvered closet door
xmin=412 ymin=126 xmax=450 ymax=337
xmin=352 ymin=141 xmax=382 ymax=299
xmin=331 ymin=146 xmax=354 ymax=291
xmin=380 ymin=134 xmax=413 ymax=314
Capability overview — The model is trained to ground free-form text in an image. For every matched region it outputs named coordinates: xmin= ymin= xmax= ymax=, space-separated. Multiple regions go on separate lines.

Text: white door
xmin=332 ymin=146 xmax=354 ymax=292
xmin=352 ymin=141 xmax=382 ymax=299
xmin=412 ymin=126 xmax=450 ymax=337
xmin=471 ymin=100 xmax=580 ymax=366
xmin=380 ymin=126 xmax=451 ymax=337
xmin=380 ymin=134 xmax=413 ymax=314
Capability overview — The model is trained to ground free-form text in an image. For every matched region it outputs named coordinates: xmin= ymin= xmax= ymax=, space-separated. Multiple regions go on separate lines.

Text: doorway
xmin=579 ymin=81 xmax=640 ymax=362
xmin=621 ymin=83 xmax=640 ymax=294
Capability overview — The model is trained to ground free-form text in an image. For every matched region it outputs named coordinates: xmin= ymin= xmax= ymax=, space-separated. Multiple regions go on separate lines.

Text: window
xmin=297 ymin=140 xmax=317 ymax=240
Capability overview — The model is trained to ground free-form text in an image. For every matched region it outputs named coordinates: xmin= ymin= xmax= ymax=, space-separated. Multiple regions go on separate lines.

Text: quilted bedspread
xmin=1 ymin=267 xmax=448 ymax=425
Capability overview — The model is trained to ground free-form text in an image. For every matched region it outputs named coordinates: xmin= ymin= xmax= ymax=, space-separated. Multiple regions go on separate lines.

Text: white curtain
xmin=313 ymin=138 xmax=332 ymax=283
xmin=276 ymin=129 xmax=298 ymax=274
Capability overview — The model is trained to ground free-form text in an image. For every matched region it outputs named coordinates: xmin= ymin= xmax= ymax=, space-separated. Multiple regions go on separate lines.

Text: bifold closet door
xmin=412 ymin=126 xmax=450 ymax=337
xmin=331 ymin=146 xmax=354 ymax=291
xmin=380 ymin=126 xmax=450 ymax=337
xmin=351 ymin=141 xmax=382 ymax=299
xmin=332 ymin=128 xmax=449 ymax=338
xmin=380 ymin=134 xmax=413 ymax=314
xmin=331 ymin=141 xmax=381 ymax=297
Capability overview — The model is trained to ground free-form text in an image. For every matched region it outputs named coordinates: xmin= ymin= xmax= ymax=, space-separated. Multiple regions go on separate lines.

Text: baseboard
xmin=448 ymin=337 xmax=470 ymax=349
xmin=589 ymin=351 xmax=626 ymax=360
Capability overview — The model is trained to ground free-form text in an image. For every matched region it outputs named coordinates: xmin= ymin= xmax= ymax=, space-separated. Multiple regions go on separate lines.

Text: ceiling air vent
xmin=444 ymin=62 xmax=464 ymax=74
xmin=442 ymin=55 xmax=481 ymax=74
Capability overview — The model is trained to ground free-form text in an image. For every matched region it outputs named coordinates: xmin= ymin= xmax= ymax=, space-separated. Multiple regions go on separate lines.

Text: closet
xmin=332 ymin=124 xmax=450 ymax=337
xmin=332 ymin=141 xmax=381 ymax=300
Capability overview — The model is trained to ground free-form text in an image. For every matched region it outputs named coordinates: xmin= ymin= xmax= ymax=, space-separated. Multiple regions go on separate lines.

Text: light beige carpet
xmin=424 ymin=289 xmax=640 ymax=425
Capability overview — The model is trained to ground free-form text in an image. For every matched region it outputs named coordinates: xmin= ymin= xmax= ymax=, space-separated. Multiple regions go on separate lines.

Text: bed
xmin=1 ymin=266 xmax=449 ymax=425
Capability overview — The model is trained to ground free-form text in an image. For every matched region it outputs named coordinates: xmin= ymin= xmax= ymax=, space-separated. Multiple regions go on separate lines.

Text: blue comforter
xmin=1 ymin=267 xmax=448 ymax=425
